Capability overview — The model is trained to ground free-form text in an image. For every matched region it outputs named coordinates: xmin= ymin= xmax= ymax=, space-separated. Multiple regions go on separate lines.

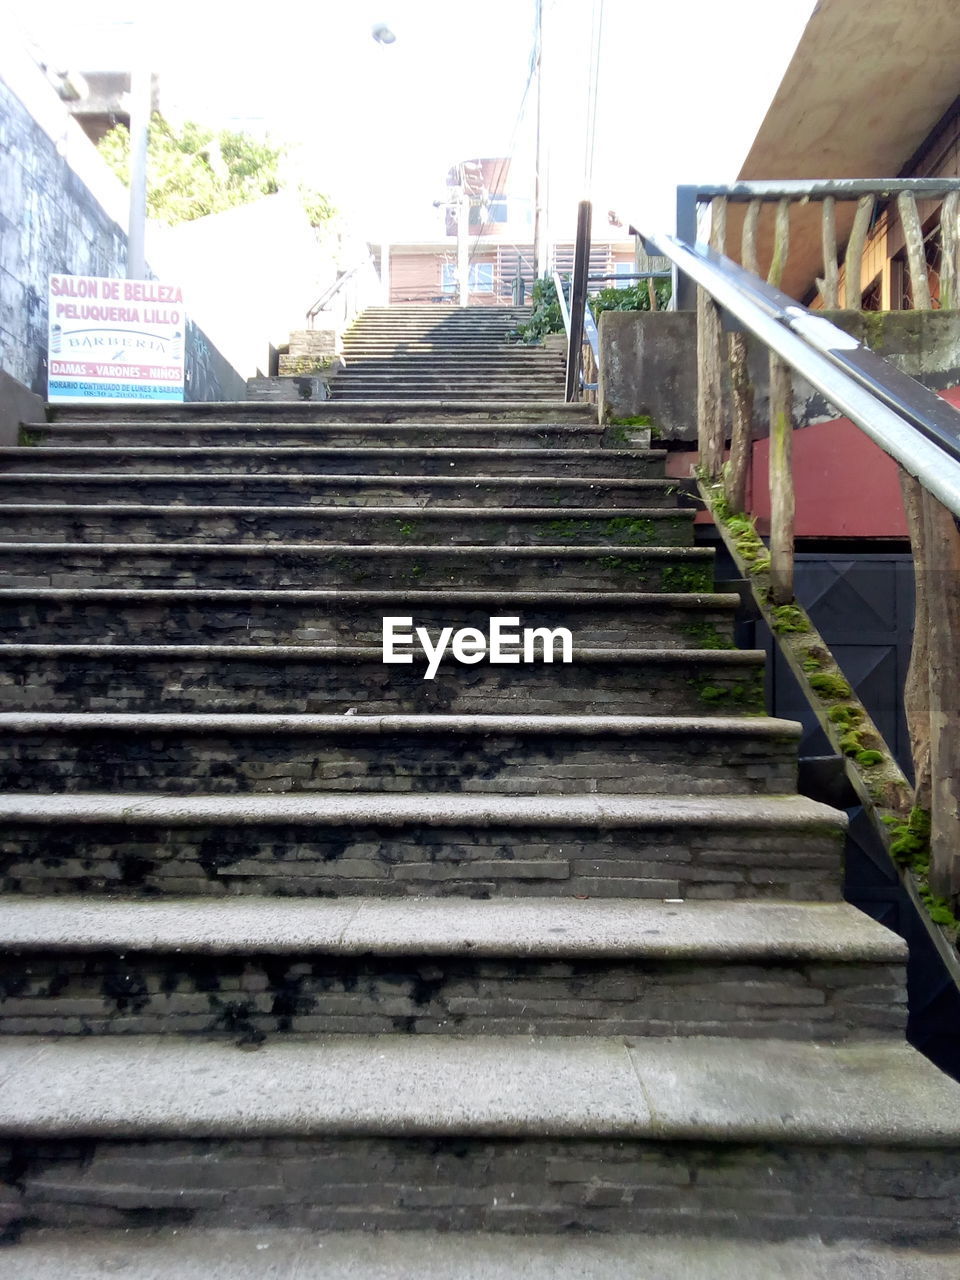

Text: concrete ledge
xmin=0 ymin=791 xmax=845 ymax=829
xmin=0 ymin=444 xmax=650 ymax=461
xmin=48 ymin=400 xmax=599 ymax=422
xmin=9 ymin=1229 xmax=960 ymax=1280
xmin=0 ymin=1034 xmax=957 ymax=1142
xmin=0 ymin=587 xmax=738 ymax=606
xmin=0 ymin=896 xmax=903 ymax=961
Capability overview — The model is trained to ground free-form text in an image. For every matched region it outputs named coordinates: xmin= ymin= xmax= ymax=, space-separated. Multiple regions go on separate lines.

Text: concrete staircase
xmin=332 ymin=305 xmax=563 ymax=401
xmin=1 ymin=383 xmax=959 ymax=1271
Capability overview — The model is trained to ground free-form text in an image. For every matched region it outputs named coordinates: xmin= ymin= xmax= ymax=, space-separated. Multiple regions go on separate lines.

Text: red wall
xmin=666 ymin=387 xmax=960 ymax=539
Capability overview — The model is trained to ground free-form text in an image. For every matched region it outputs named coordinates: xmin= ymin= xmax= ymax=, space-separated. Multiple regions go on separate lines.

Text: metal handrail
xmin=306 ymin=262 xmax=363 ymax=327
xmin=635 ymin=226 xmax=960 ymax=518
xmin=551 ymin=271 xmax=599 ymax=395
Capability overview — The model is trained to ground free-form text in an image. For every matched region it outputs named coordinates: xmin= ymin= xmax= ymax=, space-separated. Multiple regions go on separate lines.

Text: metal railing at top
xmin=306 ymin=255 xmax=382 ymax=330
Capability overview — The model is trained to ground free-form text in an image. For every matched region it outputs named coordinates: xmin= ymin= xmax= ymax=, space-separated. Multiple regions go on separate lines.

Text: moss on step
xmin=660 ymin=563 xmax=713 ymax=592
xmin=679 ymin=621 xmax=736 ymax=650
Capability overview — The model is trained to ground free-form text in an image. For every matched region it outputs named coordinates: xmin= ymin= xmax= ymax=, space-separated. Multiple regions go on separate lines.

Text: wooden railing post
xmin=696 ymin=197 xmax=726 ymax=480
xmin=818 ymin=195 xmax=839 ymax=308
xmin=723 ymin=203 xmax=759 ymax=514
xmin=939 ymin=191 xmax=959 ymax=310
xmin=897 ymin=188 xmax=960 ymax=901
xmin=844 ymin=195 xmax=875 ymax=308
xmin=767 ymin=198 xmax=794 ymax=603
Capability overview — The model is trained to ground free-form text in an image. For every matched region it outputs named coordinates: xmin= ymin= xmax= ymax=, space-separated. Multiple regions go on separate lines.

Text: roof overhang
xmin=732 ymin=0 xmax=960 ymax=298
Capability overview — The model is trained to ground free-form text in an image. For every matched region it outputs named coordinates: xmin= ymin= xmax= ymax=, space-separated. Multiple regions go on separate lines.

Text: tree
xmin=99 ymin=116 xmax=333 ymax=230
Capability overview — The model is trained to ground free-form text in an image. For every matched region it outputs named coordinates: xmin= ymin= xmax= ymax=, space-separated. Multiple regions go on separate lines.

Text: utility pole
xmin=457 ymin=168 xmax=471 ymax=308
xmin=126 ymin=62 xmax=151 ymax=280
xmin=531 ymin=0 xmax=545 ymax=283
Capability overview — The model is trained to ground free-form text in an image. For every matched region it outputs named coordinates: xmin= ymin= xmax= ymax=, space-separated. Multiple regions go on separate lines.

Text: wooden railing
xmin=639 ymin=181 xmax=960 ymax=904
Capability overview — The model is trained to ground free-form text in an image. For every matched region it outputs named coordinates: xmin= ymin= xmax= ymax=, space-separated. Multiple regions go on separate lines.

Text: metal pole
xmin=531 ymin=0 xmax=543 ymax=283
xmin=565 ymin=199 xmax=592 ymax=401
xmin=126 ymin=63 xmax=151 ymax=280
xmin=380 ymin=241 xmax=391 ymax=304
xmin=674 ymin=184 xmax=698 ymax=310
xmin=457 ymin=179 xmax=470 ymax=308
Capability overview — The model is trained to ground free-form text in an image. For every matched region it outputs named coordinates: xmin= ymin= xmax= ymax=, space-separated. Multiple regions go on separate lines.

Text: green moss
xmin=697 ymin=684 xmax=727 ymax=702
xmin=855 ymin=749 xmax=885 ymax=767
xmin=827 ymin=704 xmax=864 ymax=727
xmin=661 ymin=563 xmax=713 ymax=592
xmin=862 ymin=311 xmax=887 ymax=353
xmin=809 ymin=672 xmax=853 ymax=699
xmin=396 ymin=520 xmax=417 ymax=539
xmin=602 ymin=516 xmax=657 ymax=545
xmin=539 ymin=519 xmax=596 ymax=541
xmin=18 ymin=426 xmax=42 ymax=446
xmin=770 ymin=604 xmax=811 ymax=635
xmin=680 ymin=621 xmax=736 ymax=650
xmin=609 ymin=414 xmax=653 ymax=427
xmin=889 ymin=806 xmax=932 ymax=863
xmin=801 ymin=656 xmax=823 ymax=672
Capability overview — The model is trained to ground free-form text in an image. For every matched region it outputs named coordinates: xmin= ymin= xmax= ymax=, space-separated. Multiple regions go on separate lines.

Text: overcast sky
xmin=18 ymin=0 xmax=816 ymax=240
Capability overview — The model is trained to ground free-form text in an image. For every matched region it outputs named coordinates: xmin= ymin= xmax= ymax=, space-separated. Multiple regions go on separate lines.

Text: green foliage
xmin=589 ymin=280 xmax=670 ymax=316
xmin=856 ymin=749 xmax=885 ymax=767
xmin=609 ymin=415 xmax=653 ymax=427
xmin=99 ymin=117 xmax=334 ymax=229
xmin=510 ymin=278 xmax=672 ymax=345
xmin=509 ymin=277 xmax=564 ymax=343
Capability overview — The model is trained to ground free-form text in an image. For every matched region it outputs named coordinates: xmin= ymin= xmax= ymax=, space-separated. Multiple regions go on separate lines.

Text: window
xmin=612 ymin=261 xmax=635 ymax=279
xmin=441 ymin=262 xmax=495 ymax=294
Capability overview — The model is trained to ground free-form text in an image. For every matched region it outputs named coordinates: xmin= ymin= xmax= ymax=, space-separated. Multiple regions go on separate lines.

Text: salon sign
xmin=48 ymin=273 xmax=185 ymax=403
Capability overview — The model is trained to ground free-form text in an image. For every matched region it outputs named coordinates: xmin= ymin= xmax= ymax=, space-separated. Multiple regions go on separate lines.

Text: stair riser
xmin=0 ymin=820 xmax=844 ymax=901
xmin=2 ymin=452 xmax=659 ymax=478
xmin=4 ymin=1135 xmax=946 ymax=1242
xmin=0 ymin=477 xmax=670 ymax=508
xmin=0 ymin=727 xmax=795 ymax=797
xmin=47 ymin=404 xmax=598 ymax=423
xmin=0 ymin=547 xmax=715 ymax=592
xmin=0 ymin=510 xmax=694 ymax=548
xmin=331 ymin=392 xmax=566 ymax=401
xmin=0 ymin=653 xmax=764 ymax=715
xmin=27 ymin=427 xmax=606 ymax=449
xmin=0 ymin=953 xmax=905 ymax=1040
xmin=0 ymin=599 xmax=737 ymax=648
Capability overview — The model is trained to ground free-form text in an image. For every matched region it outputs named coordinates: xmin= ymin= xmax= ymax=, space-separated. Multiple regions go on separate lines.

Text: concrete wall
xmin=599 ymin=308 xmax=960 ymax=441
xmin=0 ymin=367 xmax=45 ymax=446
xmin=0 ymin=37 xmax=245 ymax=403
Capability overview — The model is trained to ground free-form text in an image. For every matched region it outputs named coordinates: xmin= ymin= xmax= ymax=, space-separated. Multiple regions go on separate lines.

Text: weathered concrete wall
xmin=599 ymin=308 xmax=960 ymax=441
xmin=0 ymin=41 xmax=245 ymax=404
xmin=0 ymin=368 xmax=45 ymax=446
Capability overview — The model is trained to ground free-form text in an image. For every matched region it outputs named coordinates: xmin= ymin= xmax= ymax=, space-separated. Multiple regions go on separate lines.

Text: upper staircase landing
xmin=332 ymin=305 xmax=563 ymax=402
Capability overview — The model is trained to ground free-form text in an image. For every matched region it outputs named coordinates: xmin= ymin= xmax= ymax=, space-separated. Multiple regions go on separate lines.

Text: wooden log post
xmin=767 ymin=198 xmax=795 ymax=603
xmin=938 ymin=191 xmax=959 ymax=310
xmin=844 ymin=195 xmax=875 ymax=308
xmin=898 ymin=187 xmax=960 ymax=901
xmin=898 ymin=191 xmax=933 ymax=310
xmin=723 ymin=202 xmax=760 ymax=514
xmin=923 ymin=489 xmax=960 ymax=901
xmin=817 ymin=195 xmax=839 ymax=308
xmin=696 ymin=197 xmax=727 ymax=479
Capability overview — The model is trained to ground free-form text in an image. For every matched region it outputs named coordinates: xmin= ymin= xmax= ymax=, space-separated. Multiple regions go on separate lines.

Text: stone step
xmin=0 ymin=712 xmax=797 ymax=796
xmin=0 ymin=897 xmax=905 ymax=1041
xmin=0 ymin=446 xmax=660 ymax=478
xmin=0 ymin=473 xmax=673 ymax=508
xmin=47 ymin=401 xmax=598 ymax=424
xmin=1 ymin=1035 xmax=957 ymax=1242
xmin=0 ymin=643 xmax=764 ymax=715
xmin=11 ymin=1229 xmax=960 ymax=1280
xmin=332 ymin=374 xmax=564 ymax=386
xmin=0 ymin=791 xmax=845 ymax=900
xmin=0 ymin=505 xmax=695 ymax=548
xmin=0 ymin=587 xmax=739 ymax=648
xmin=0 ymin=543 xmax=715 ymax=592
xmin=330 ymin=390 xmax=567 ymax=402
xmin=337 ymin=354 xmax=563 ymax=365
xmin=22 ymin=422 xmax=608 ymax=449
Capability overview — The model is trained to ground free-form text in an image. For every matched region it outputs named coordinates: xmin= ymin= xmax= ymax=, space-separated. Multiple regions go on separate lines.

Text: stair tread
xmin=0 ymin=504 xmax=690 ymax=518
xmin=0 ymin=790 xmax=843 ymax=827
xmin=0 ymin=644 xmax=760 ymax=661
xmin=0 ymin=1033 xmax=955 ymax=1142
xmin=0 ymin=712 xmax=796 ymax=735
xmin=0 ymin=895 xmax=904 ymax=960
xmin=0 ymin=587 xmax=738 ymax=604
xmin=1 ymin=446 xmax=655 ymax=458
xmin=11 ymin=1228 xmax=960 ymax=1279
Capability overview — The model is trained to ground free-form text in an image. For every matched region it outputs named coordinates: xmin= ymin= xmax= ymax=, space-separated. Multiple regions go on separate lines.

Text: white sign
xmin=48 ymin=274 xmax=185 ymax=403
